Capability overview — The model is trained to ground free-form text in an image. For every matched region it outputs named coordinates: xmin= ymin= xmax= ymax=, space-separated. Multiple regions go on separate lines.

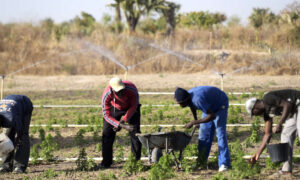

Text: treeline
xmin=0 ymin=1 xmax=300 ymax=76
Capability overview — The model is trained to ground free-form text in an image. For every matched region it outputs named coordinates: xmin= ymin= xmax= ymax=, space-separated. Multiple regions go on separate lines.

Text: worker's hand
xmin=113 ymin=126 xmax=122 ymax=132
xmin=249 ymin=153 xmax=259 ymax=165
xmin=272 ymin=124 xmax=282 ymax=134
xmin=119 ymin=122 xmax=134 ymax=132
xmin=184 ymin=121 xmax=194 ymax=129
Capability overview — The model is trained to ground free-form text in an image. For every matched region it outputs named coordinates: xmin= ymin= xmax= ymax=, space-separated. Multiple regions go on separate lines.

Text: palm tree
xmin=249 ymin=8 xmax=270 ymax=29
xmin=108 ymin=0 xmax=124 ymax=23
xmin=121 ymin=0 xmax=145 ymax=33
xmin=158 ymin=1 xmax=180 ymax=36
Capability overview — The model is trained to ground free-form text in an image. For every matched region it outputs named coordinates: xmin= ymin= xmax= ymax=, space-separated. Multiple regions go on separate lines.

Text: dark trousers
xmin=101 ymin=105 xmax=142 ymax=167
xmin=3 ymin=112 xmax=32 ymax=171
xmin=2 ymin=98 xmax=33 ymax=172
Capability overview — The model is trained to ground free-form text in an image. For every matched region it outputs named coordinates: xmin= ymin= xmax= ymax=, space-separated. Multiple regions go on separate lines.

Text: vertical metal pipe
xmin=0 ymin=76 xmax=4 ymax=100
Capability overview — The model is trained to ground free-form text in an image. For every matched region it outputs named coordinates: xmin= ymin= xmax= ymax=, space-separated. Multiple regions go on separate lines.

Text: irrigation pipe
xmin=29 ymin=124 xmax=274 ymax=128
xmin=33 ymin=104 xmax=245 ymax=108
xmin=2 ymin=154 xmax=300 ymax=162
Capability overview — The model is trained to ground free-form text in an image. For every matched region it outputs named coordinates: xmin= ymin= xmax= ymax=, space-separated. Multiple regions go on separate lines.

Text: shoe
xmin=13 ymin=167 xmax=25 ymax=173
xmin=267 ymin=170 xmax=292 ymax=179
xmin=218 ymin=164 xmax=229 ymax=172
xmin=0 ymin=166 xmax=12 ymax=173
xmin=96 ymin=164 xmax=110 ymax=170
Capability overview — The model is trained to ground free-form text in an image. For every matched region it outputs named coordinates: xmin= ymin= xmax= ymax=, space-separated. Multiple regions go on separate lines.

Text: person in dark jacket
xmin=0 ymin=95 xmax=33 ymax=173
xmin=100 ymin=77 xmax=141 ymax=168
xmin=246 ymin=89 xmax=300 ymax=178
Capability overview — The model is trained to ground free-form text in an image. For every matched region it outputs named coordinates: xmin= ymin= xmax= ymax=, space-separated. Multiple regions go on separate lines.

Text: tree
xmin=109 ymin=0 xmax=123 ymax=23
xmin=179 ymin=11 xmax=226 ymax=29
xmin=74 ymin=11 xmax=96 ymax=36
xmin=158 ymin=1 xmax=180 ymax=36
xmin=281 ymin=1 xmax=300 ymax=26
xmin=249 ymin=8 xmax=276 ymax=29
xmin=120 ymin=0 xmax=144 ymax=33
xmin=120 ymin=0 xmax=170 ymax=33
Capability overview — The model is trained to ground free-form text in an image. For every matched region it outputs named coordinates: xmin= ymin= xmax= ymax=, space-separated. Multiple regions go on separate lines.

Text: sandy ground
xmin=3 ymin=74 xmax=300 ymax=92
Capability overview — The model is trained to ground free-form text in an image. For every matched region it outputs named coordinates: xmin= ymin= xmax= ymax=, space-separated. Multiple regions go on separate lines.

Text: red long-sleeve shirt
xmin=101 ymin=80 xmax=139 ymax=127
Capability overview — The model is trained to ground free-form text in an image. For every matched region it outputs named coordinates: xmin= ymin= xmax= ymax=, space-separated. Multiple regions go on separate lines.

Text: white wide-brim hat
xmin=109 ymin=77 xmax=125 ymax=92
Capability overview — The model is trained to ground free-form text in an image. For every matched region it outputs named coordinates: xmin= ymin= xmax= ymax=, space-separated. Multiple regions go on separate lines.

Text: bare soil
xmin=1 ymin=74 xmax=300 ymax=179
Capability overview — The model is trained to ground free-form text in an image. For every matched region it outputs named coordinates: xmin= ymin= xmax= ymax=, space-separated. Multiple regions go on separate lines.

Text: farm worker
xmin=174 ymin=86 xmax=231 ymax=172
xmin=246 ymin=89 xmax=300 ymax=178
xmin=100 ymin=77 xmax=141 ymax=168
xmin=0 ymin=95 xmax=33 ymax=173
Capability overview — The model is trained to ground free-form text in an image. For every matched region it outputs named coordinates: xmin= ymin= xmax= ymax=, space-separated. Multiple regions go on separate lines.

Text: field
xmin=1 ymin=74 xmax=300 ymax=180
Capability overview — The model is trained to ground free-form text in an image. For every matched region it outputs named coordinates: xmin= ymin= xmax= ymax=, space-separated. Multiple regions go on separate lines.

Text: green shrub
xmin=123 ymin=153 xmax=145 ymax=175
xmin=115 ymin=145 xmax=124 ymax=163
xmin=148 ymin=154 xmax=175 ymax=180
xmin=30 ymin=144 xmax=40 ymax=165
xmin=40 ymin=134 xmax=58 ymax=162
xmin=38 ymin=128 xmax=45 ymax=141
xmin=229 ymin=139 xmax=260 ymax=179
xmin=75 ymin=128 xmax=86 ymax=146
xmin=98 ymin=172 xmax=117 ymax=180
xmin=76 ymin=148 xmax=88 ymax=171
xmin=264 ymin=157 xmax=281 ymax=170
xmin=42 ymin=168 xmax=58 ymax=178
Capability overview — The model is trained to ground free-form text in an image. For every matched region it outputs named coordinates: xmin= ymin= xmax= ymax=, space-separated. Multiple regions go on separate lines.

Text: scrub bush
xmin=40 ymin=134 xmax=58 ymax=162
xmin=229 ymin=139 xmax=260 ymax=179
xmin=75 ymin=128 xmax=86 ymax=146
xmin=123 ymin=152 xmax=145 ymax=175
xmin=115 ymin=145 xmax=124 ymax=163
xmin=148 ymin=154 xmax=175 ymax=180
xmin=39 ymin=128 xmax=45 ymax=141
xmin=30 ymin=144 xmax=40 ymax=165
xmin=76 ymin=148 xmax=88 ymax=171
xmin=42 ymin=168 xmax=58 ymax=178
xmin=98 ymin=172 xmax=117 ymax=180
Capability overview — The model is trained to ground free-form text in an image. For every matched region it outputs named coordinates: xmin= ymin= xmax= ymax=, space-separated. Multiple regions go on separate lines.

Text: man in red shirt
xmin=100 ymin=77 xmax=141 ymax=168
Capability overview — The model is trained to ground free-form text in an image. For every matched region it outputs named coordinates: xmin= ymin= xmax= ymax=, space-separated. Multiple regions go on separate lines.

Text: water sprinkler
xmin=219 ymin=73 xmax=226 ymax=91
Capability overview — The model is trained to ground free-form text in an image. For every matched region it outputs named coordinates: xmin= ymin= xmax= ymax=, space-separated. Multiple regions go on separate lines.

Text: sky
xmin=0 ymin=0 xmax=297 ymax=25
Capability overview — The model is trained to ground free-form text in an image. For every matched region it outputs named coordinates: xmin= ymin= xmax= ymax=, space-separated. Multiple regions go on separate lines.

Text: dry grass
xmin=0 ymin=23 xmax=300 ymax=76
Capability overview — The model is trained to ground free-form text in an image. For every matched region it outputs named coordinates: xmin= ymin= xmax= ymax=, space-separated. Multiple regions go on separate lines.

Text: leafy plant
xmin=229 ymin=139 xmax=260 ymax=179
xmin=42 ymin=168 xmax=58 ymax=178
xmin=75 ymin=128 xmax=86 ymax=146
xmin=40 ymin=134 xmax=58 ymax=162
xmin=98 ymin=172 xmax=117 ymax=180
xmin=123 ymin=152 xmax=145 ymax=175
xmin=96 ymin=143 xmax=102 ymax=152
xmin=115 ymin=145 xmax=124 ymax=163
xmin=148 ymin=154 xmax=175 ymax=180
xmin=264 ymin=157 xmax=281 ymax=170
xmin=39 ymin=128 xmax=45 ymax=141
xmin=211 ymin=173 xmax=228 ymax=180
xmin=30 ymin=144 xmax=40 ymax=165
xmin=76 ymin=148 xmax=88 ymax=171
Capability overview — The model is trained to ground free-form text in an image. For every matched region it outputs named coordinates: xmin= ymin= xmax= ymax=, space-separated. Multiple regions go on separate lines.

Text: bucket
xmin=266 ymin=143 xmax=289 ymax=163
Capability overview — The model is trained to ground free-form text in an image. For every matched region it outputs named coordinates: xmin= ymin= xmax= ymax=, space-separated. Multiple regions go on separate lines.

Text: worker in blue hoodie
xmin=174 ymin=86 xmax=230 ymax=172
xmin=0 ymin=95 xmax=33 ymax=173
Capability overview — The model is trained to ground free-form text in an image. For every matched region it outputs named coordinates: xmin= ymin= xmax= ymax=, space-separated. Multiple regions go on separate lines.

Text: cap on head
xmin=245 ymin=97 xmax=257 ymax=117
xmin=174 ymin=87 xmax=190 ymax=103
xmin=109 ymin=77 xmax=125 ymax=92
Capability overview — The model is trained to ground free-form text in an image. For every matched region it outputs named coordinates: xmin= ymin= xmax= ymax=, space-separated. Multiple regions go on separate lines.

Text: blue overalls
xmin=188 ymin=86 xmax=230 ymax=167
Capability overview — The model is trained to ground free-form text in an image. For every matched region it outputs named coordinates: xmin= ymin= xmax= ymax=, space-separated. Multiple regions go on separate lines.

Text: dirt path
xmin=4 ymin=74 xmax=300 ymax=92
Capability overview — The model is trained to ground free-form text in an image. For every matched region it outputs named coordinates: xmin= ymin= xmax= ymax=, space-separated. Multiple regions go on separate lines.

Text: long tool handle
xmin=190 ymin=126 xmax=197 ymax=137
